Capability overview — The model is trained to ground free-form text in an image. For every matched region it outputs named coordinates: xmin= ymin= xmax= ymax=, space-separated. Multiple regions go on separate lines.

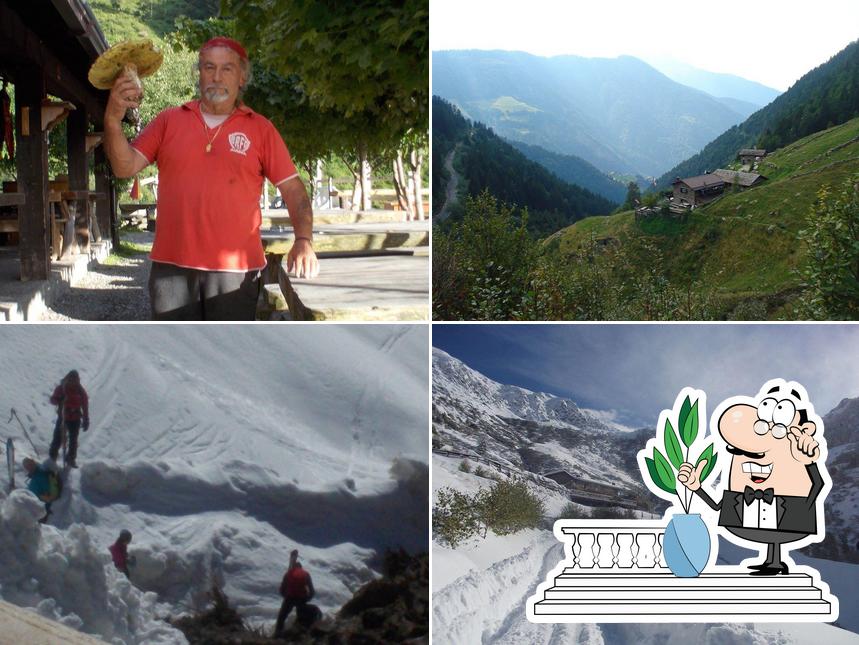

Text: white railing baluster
xmin=597 ymin=533 xmax=615 ymax=568
xmin=616 ymin=533 xmax=634 ymax=568
xmin=556 ymin=521 xmax=667 ymax=571
xmin=578 ymin=532 xmax=596 ymax=568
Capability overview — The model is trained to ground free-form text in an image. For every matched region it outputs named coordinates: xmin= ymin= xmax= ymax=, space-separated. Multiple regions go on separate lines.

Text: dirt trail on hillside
xmin=438 ymin=142 xmax=462 ymax=220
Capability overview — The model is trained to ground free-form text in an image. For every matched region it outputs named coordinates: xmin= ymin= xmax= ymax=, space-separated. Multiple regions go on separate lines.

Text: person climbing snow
xmin=49 ymin=370 xmax=90 ymax=468
xmin=274 ymin=549 xmax=316 ymax=637
xmin=23 ymin=457 xmax=62 ymax=524
xmin=109 ymin=530 xmax=136 ymax=578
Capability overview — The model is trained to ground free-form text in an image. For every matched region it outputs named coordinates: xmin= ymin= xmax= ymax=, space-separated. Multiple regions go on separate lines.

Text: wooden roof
xmin=738 ymin=148 xmax=767 ymax=157
xmin=713 ymin=169 xmax=767 ymax=187
xmin=0 ymin=1 xmax=109 ymax=121
xmin=672 ymin=174 xmax=725 ymax=191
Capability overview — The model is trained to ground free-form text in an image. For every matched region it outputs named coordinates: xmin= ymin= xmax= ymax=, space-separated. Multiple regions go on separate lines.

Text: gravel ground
xmin=40 ymin=231 xmax=153 ymax=321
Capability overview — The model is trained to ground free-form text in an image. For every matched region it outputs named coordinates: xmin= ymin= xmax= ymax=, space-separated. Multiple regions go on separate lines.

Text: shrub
xmin=433 ymin=487 xmax=479 ymax=548
xmin=476 ymin=478 xmax=545 ymax=537
xmin=458 ymin=459 xmax=471 ymax=473
xmin=799 ymin=174 xmax=859 ymax=319
xmin=556 ymin=502 xmax=583 ymax=521
xmin=473 ymin=465 xmax=488 ymax=478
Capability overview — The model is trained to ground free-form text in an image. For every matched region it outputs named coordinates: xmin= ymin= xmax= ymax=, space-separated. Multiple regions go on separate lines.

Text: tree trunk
xmin=301 ymin=160 xmax=317 ymax=204
xmin=359 ymin=151 xmax=372 ymax=211
xmin=392 ymin=153 xmax=409 ymax=214
xmin=410 ymin=149 xmax=424 ymax=221
xmin=351 ymin=175 xmax=361 ymax=211
xmin=314 ymin=159 xmax=324 ymax=208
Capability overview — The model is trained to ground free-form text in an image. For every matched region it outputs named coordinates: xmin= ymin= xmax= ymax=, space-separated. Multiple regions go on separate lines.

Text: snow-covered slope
xmin=433 ymin=348 xmax=648 ymax=492
xmin=432 ymin=348 xmax=859 ymax=644
xmin=0 ymin=325 xmax=428 ymax=644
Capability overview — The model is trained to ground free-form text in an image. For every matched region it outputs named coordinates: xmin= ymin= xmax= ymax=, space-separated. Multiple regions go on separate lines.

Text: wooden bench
xmin=119 ymin=202 xmax=157 ymax=230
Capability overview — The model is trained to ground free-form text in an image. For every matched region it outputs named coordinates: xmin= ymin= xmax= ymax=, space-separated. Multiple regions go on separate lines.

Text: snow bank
xmin=0 ymin=325 xmax=428 ymax=641
xmin=0 ymin=489 xmax=186 ymax=644
xmin=432 ymin=456 xmax=859 ymax=644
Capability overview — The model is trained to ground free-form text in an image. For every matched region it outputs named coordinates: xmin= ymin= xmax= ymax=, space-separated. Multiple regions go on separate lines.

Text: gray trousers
xmin=148 ymin=261 xmax=261 ymax=321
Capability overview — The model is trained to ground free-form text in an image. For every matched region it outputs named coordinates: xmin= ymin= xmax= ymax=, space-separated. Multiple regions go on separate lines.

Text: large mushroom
xmin=88 ymin=39 xmax=163 ymax=122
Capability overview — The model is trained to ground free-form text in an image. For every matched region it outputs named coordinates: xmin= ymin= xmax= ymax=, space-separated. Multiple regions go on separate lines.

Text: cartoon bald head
xmin=717 ymin=383 xmax=820 ymax=497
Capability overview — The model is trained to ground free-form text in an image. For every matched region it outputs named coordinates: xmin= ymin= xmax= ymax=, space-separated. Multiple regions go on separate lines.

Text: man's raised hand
xmin=677 ymin=459 xmax=707 ymax=491
xmin=788 ymin=426 xmax=819 ymax=465
xmin=105 ymin=73 xmax=142 ymax=123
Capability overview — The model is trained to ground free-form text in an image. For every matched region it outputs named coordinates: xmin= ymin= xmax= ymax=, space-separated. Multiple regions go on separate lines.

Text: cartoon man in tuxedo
xmin=678 ymin=381 xmax=828 ymax=576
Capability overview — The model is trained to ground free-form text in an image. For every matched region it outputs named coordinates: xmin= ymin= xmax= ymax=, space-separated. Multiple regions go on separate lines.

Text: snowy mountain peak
xmin=432 ymin=349 xmax=644 ymax=491
xmin=432 ymin=348 xmax=612 ymax=432
xmin=822 ymin=396 xmax=859 ymax=448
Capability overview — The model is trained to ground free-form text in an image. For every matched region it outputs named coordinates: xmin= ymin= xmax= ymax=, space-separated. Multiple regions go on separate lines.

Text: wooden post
xmin=14 ymin=74 xmax=50 ymax=281
xmin=67 ymin=105 xmax=89 ymax=252
xmin=93 ymin=145 xmax=110 ymax=243
xmin=109 ymin=179 xmax=120 ymax=249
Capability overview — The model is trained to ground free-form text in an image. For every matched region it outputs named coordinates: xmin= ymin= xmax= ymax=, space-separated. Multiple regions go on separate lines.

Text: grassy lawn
xmin=102 ymin=239 xmax=152 ymax=266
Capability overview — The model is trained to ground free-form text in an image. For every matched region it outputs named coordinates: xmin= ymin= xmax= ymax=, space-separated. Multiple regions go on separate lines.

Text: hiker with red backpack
xmin=274 ymin=549 xmax=316 ymax=637
xmin=49 ymin=370 xmax=90 ymax=468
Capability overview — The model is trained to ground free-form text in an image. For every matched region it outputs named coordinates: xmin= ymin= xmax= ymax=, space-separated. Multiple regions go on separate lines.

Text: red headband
xmin=200 ymin=37 xmax=248 ymax=62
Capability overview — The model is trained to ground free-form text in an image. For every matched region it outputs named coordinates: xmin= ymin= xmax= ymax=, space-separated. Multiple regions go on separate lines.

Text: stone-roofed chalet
xmin=671 ymin=174 xmax=725 ymax=207
xmin=712 ymin=169 xmax=767 ymax=189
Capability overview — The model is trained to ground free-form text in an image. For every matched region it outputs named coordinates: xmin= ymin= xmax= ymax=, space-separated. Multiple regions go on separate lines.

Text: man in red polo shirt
xmin=103 ymin=37 xmax=319 ymax=320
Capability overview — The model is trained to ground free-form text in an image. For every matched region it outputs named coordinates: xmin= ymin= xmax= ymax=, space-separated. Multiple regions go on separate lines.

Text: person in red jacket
xmin=49 ymin=370 xmax=90 ymax=468
xmin=109 ymin=530 xmax=135 ymax=578
xmin=274 ymin=549 xmax=315 ymax=637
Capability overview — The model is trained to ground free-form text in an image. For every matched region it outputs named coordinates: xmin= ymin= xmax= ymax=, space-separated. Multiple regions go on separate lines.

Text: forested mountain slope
xmin=657 ymin=39 xmax=859 ymax=188
xmin=432 ymin=97 xmax=614 ymax=236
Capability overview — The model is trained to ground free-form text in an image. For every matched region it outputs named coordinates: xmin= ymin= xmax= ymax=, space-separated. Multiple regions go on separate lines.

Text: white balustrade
xmin=554 ymin=520 xmax=668 ymax=571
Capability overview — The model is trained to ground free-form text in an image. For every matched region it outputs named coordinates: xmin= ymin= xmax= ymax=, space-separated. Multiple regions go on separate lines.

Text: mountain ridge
xmin=656 ymin=39 xmax=859 ymax=188
xmin=433 ymin=49 xmax=749 ymax=177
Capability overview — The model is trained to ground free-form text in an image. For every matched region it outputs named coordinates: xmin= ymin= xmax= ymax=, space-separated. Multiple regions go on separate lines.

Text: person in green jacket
xmin=23 ymin=457 xmax=62 ymax=524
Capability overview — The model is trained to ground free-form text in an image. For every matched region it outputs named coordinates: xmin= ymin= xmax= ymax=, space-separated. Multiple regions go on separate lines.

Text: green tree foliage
xmin=139 ymin=39 xmax=197 ymax=124
xmin=432 ymin=480 xmax=546 ymax=546
xmin=799 ymin=174 xmax=859 ymax=319
xmin=622 ymin=181 xmax=641 ymax=210
xmin=223 ymin=0 xmax=427 ymax=137
xmin=432 ymin=192 xmax=535 ymax=320
xmin=657 ymin=39 xmax=859 ymax=189
xmin=432 ymin=97 xmax=614 ymax=236
xmin=433 ymin=192 xmax=718 ymax=321
xmin=433 ymin=487 xmax=479 ymax=548
xmin=476 ymin=478 xmax=546 ymax=537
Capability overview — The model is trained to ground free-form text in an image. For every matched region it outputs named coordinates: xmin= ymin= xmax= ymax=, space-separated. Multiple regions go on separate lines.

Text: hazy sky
xmin=433 ymin=324 xmax=859 ymax=428
xmin=430 ymin=0 xmax=859 ymax=91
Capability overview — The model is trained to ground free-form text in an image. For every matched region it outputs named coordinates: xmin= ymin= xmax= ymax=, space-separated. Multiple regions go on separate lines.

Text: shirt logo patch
xmin=228 ymin=132 xmax=251 ymax=156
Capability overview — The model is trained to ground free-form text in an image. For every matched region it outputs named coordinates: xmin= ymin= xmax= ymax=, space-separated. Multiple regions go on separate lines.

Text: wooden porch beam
xmin=14 ymin=73 xmax=51 ymax=281
xmin=0 ymin=3 xmax=105 ymax=122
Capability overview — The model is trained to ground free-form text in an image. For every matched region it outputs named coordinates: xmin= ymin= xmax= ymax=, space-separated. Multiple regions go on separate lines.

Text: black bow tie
xmin=744 ymin=486 xmax=774 ymax=505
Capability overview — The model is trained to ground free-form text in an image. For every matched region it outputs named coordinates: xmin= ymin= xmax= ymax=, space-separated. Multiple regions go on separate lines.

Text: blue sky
xmin=433 ymin=324 xmax=859 ymax=428
xmin=430 ymin=0 xmax=859 ymax=91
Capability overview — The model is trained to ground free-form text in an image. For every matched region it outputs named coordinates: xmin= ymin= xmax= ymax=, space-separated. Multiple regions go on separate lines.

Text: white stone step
xmin=532 ymin=598 xmax=834 ymax=616
xmin=533 ymin=571 xmax=835 ymax=620
xmin=544 ymin=585 xmax=822 ymax=601
xmin=553 ymin=572 xmax=815 ymax=587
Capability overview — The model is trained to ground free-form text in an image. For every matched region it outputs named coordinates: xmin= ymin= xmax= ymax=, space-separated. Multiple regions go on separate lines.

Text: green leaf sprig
xmin=645 ymin=395 xmax=717 ymax=512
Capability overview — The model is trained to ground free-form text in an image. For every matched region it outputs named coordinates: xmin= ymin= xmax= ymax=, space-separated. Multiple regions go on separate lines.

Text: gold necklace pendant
xmin=202 ymin=107 xmax=236 ymax=154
